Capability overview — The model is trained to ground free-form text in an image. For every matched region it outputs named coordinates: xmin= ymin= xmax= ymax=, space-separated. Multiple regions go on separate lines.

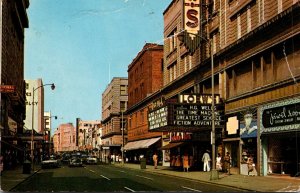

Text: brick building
xmin=0 ymin=0 xmax=30 ymax=169
xmin=101 ymin=77 xmax=128 ymax=163
xmin=149 ymin=0 xmax=300 ymax=176
xmin=124 ymin=43 xmax=164 ymax=164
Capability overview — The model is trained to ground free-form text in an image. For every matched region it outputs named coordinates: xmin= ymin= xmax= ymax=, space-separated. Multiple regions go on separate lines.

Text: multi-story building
xmin=125 ymin=43 xmax=164 ymax=164
xmin=0 ymin=0 xmax=30 ymax=169
xmin=101 ymin=77 xmax=128 ymax=163
xmin=150 ymin=0 xmax=300 ymax=177
xmin=43 ymin=111 xmax=55 ymax=157
xmin=24 ymin=79 xmax=45 ymax=133
xmin=53 ymin=123 xmax=77 ymax=153
xmin=77 ymin=119 xmax=101 ymax=152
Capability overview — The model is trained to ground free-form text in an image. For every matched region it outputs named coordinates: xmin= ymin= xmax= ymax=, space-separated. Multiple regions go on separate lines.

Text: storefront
xmin=225 ymin=110 xmax=258 ymax=175
xmin=123 ymin=137 xmax=161 ymax=164
xmin=260 ymin=97 xmax=300 ymax=177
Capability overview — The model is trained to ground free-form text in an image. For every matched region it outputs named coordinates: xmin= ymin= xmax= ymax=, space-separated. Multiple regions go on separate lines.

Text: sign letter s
xmin=186 ymin=9 xmax=199 ymax=28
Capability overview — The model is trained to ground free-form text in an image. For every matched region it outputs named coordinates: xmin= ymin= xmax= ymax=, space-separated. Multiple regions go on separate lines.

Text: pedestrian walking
xmin=152 ymin=152 xmax=158 ymax=169
xmin=202 ymin=150 xmax=211 ymax=172
xmin=174 ymin=154 xmax=182 ymax=169
xmin=182 ymin=153 xmax=189 ymax=172
xmin=216 ymin=153 xmax=222 ymax=171
xmin=224 ymin=152 xmax=231 ymax=174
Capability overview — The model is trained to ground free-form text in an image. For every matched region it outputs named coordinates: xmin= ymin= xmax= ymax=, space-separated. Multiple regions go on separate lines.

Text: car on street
xmin=81 ymin=153 xmax=89 ymax=164
xmin=86 ymin=156 xmax=98 ymax=164
xmin=61 ymin=153 xmax=71 ymax=164
xmin=41 ymin=155 xmax=60 ymax=169
xmin=69 ymin=157 xmax=83 ymax=167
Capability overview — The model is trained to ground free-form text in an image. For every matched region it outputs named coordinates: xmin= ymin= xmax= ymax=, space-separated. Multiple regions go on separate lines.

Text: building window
xmin=261 ymin=0 xmax=265 ymax=22
xmin=213 ymin=34 xmax=217 ymax=54
xmin=237 ymin=14 xmax=241 ymax=39
xmin=120 ymin=85 xmax=127 ymax=95
xmin=140 ymin=110 xmax=144 ymax=124
xmin=120 ymin=101 xmax=126 ymax=112
xmin=174 ymin=64 xmax=177 ymax=79
xmin=247 ymin=6 xmax=251 ymax=33
xmin=278 ymin=0 xmax=282 ymax=13
xmin=169 ymin=66 xmax=173 ymax=82
xmin=168 ymin=28 xmax=177 ymax=53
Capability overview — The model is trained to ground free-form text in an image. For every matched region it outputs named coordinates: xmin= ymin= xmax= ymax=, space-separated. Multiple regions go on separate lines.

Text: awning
xmin=124 ymin=137 xmax=161 ymax=151
xmin=159 ymin=142 xmax=185 ymax=150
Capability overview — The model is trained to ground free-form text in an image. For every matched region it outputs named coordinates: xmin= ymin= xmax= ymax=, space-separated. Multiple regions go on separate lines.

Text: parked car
xmin=61 ymin=153 xmax=71 ymax=164
xmin=69 ymin=157 xmax=83 ymax=167
xmin=41 ymin=155 xmax=60 ymax=169
xmin=86 ymin=156 xmax=97 ymax=165
xmin=81 ymin=154 xmax=89 ymax=164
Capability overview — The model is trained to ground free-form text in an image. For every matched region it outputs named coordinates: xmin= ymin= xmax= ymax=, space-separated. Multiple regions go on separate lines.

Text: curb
xmin=113 ymin=164 xmax=258 ymax=192
xmin=8 ymin=168 xmax=41 ymax=191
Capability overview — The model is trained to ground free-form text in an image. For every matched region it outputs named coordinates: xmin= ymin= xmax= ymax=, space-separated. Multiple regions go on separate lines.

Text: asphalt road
xmin=12 ymin=164 xmax=248 ymax=192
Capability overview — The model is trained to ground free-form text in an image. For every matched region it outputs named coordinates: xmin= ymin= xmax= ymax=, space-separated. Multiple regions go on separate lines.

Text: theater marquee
xmin=148 ymin=94 xmax=224 ymax=132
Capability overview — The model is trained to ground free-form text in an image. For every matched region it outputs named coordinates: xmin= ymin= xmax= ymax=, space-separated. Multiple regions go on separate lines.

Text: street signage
xmin=0 ymin=85 xmax=15 ymax=93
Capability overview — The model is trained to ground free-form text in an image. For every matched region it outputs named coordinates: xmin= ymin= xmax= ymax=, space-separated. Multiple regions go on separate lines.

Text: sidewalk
xmin=0 ymin=164 xmax=41 ymax=192
xmin=114 ymin=163 xmax=300 ymax=192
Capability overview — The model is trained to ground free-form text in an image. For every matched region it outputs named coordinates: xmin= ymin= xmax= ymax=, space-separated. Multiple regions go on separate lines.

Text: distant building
xmin=76 ymin=119 xmax=101 ymax=152
xmin=101 ymin=77 xmax=128 ymax=162
xmin=53 ymin=123 xmax=77 ymax=153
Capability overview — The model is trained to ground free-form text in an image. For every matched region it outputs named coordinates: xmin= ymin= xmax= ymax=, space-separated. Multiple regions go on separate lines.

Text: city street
xmin=11 ymin=164 xmax=247 ymax=192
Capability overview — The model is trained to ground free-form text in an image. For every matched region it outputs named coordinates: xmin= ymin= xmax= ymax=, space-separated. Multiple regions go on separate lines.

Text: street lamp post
xmin=178 ymin=31 xmax=218 ymax=180
xmin=121 ymin=111 xmax=124 ymax=166
xmin=31 ymin=83 xmax=55 ymax=171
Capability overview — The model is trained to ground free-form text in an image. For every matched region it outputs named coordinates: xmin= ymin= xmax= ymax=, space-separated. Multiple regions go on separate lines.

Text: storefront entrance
xmin=263 ymin=131 xmax=300 ymax=177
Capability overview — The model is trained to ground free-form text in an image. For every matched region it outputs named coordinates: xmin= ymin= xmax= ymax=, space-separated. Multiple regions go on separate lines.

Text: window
xmin=140 ymin=110 xmax=144 ymax=124
xmin=278 ymin=0 xmax=282 ymax=13
xmin=213 ymin=34 xmax=217 ymax=54
xmin=169 ymin=66 xmax=173 ymax=82
xmin=237 ymin=14 xmax=241 ymax=39
xmin=168 ymin=28 xmax=177 ymax=53
xmin=247 ymin=6 xmax=251 ymax=33
xmin=120 ymin=85 xmax=127 ymax=95
xmin=120 ymin=101 xmax=126 ymax=112
xmin=174 ymin=64 xmax=177 ymax=79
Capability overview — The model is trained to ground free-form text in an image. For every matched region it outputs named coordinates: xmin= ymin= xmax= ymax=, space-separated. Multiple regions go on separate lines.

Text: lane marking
xmin=135 ymin=174 xmax=153 ymax=181
xmin=124 ymin=186 xmax=135 ymax=192
xmin=181 ymin=186 xmax=202 ymax=192
xmin=89 ymin=169 xmax=95 ymax=173
xmin=118 ymin=170 xmax=126 ymax=173
xmin=100 ymin=175 xmax=111 ymax=180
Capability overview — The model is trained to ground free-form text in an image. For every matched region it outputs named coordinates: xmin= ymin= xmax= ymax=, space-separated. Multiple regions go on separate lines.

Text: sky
xmin=24 ymin=0 xmax=172 ymax=135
